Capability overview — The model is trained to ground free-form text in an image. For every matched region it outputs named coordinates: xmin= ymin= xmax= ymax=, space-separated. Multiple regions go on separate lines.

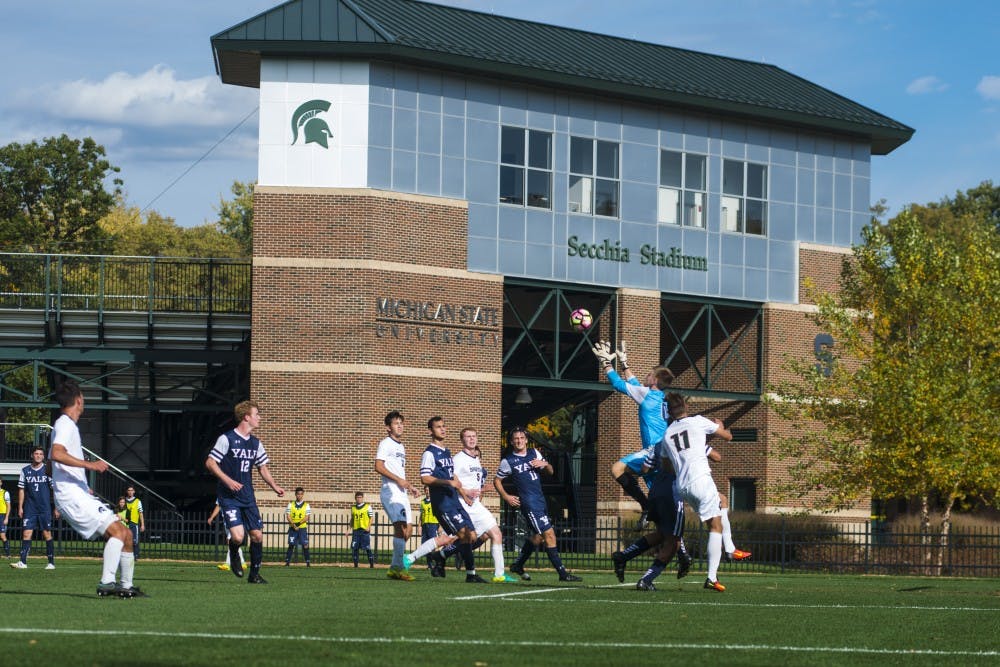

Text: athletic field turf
xmin=2 ymin=558 xmax=998 ymax=666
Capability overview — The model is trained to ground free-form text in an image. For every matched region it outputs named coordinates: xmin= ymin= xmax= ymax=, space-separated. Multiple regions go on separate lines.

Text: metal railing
xmin=0 ymin=253 xmax=251 ymax=314
xmin=14 ymin=512 xmax=998 ymax=577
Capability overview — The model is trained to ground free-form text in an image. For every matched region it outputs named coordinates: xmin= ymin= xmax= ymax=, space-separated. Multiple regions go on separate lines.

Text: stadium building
xmin=210 ymin=0 xmax=912 ymax=521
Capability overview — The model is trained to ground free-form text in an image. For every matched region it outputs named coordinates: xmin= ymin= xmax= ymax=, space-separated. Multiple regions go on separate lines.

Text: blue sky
xmin=2 ymin=1 xmax=997 ymax=228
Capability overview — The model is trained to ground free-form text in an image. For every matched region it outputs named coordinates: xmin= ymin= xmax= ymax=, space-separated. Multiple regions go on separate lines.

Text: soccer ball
xmin=569 ymin=308 xmax=593 ymax=332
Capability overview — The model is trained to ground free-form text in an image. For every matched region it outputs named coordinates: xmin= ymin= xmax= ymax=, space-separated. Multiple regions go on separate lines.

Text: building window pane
xmin=722 ymin=195 xmax=742 ymax=232
xmin=569 ymin=175 xmax=592 ymax=214
xmin=594 ymin=178 xmax=619 ymax=217
xmin=723 ymin=159 xmax=744 ymax=196
xmin=528 ymin=130 xmax=551 ymax=169
xmin=745 ymin=199 xmax=766 ymax=235
xmin=500 ymin=126 xmax=525 ymax=165
xmin=747 ymin=163 xmax=767 ymax=199
xmin=596 ymin=140 xmax=619 ymax=178
xmin=686 ymin=154 xmax=706 ymax=191
xmin=570 ymin=137 xmax=592 ymax=175
xmin=660 ymin=150 xmax=682 ymax=187
xmin=500 ymin=165 xmax=524 ymax=205
xmin=730 ymin=478 xmax=757 ymax=512
xmin=658 ymin=187 xmax=680 ymax=224
xmin=526 ymin=169 xmax=551 ymax=209
xmin=684 ymin=190 xmax=705 ymax=227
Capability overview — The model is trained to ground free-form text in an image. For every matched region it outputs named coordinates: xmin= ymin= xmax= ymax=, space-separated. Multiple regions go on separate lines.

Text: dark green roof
xmin=212 ymin=0 xmax=913 ymax=154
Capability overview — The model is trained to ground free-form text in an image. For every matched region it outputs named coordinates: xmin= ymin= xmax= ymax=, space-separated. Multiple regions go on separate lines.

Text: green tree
xmin=0 ymin=135 xmax=121 ymax=253
xmin=100 ymin=203 xmax=242 ymax=258
xmin=769 ymin=185 xmax=1000 ymax=573
xmin=215 ymin=180 xmax=254 ymax=256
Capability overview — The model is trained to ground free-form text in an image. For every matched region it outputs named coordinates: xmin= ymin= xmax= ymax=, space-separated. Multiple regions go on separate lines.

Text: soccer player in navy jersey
xmin=494 ymin=428 xmax=582 ymax=582
xmin=404 ymin=417 xmax=486 ymax=583
xmin=206 ymin=400 xmax=285 ymax=584
xmin=12 ymin=446 xmax=58 ymax=570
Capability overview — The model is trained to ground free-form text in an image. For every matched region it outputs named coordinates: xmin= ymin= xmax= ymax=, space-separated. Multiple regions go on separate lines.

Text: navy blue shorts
xmin=219 ymin=501 xmax=262 ymax=532
xmin=648 ymin=492 xmax=685 ymax=537
xmin=22 ymin=512 xmax=53 ymax=532
xmin=351 ymin=529 xmax=371 ymax=550
xmin=287 ymin=526 xmax=309 ymax=546
xmin=432 ymin=496 xmax=475 ymax=535
xmin=520 ymin=503 xmax=554 ymax=535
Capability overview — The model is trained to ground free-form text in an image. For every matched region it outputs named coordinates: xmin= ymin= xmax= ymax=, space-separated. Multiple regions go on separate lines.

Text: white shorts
xmin=380 ymin=485 xmax=413 ymax=525
xmin=679 ymin=475 xmax=722 ymax=522
xmin=460 ymin=498 xmax=498 ymax=535
xmin=55 ymin=486 xmax=118 ymax=540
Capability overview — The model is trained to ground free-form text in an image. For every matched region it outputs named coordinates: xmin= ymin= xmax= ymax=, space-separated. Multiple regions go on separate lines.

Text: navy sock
xmin=302 ymin=547 xmax=310 ymax=563
xmin=622 ymin=536 xmax=650 ymax=561
xmin=250 ymin=541 xmax=263 ymax=569
xmin=513 ymin=540 xmax=536 ymax=569
xmin=20 ymin=539 xmax=31 ymax=562
xmin=545 ymin=546 xmax=566 ymax=575
xmin=640 ymin=558 xmax=667 ymax=584
xmin=615 ymin=474 xmax=649 ymax=510
xmin=459 ymin=542 xmax=476 ymax=571
xmin=46 ymin=539 xmax=54 ymax=562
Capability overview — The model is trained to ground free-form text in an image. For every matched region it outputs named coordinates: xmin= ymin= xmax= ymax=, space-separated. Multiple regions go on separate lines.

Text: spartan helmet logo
xmin=290 ymin=100 xmax=333 ymax=149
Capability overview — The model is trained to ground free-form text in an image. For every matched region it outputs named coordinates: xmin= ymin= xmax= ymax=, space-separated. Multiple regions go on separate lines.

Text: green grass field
xmin=2 ymin=557 xmax=998 ymax=666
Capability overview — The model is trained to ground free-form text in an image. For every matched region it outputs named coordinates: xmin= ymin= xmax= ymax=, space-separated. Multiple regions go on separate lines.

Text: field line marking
xmin=0 ymin=627 xmax=996 ymax=657
xmin=452 ymin=586 xmax=566 ymax=600
xmin=498 ymin=598 xmax=1000 ymax=612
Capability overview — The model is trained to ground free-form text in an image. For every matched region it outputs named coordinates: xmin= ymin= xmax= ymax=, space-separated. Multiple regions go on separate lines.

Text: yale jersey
xmin=287 ymin=501 xmax=310 ymax=527
xmin=496 ymin=448 xmax=547 ymax=509
xmin=19 ymin=464 xmax=53 ymax=515
xmin=209 ymin=429 xmax=269 ymax=505
xmin=420 ymin=444 xmax=458 ymax=505
xmin=351 ymin=503 xmax=373 ymax=530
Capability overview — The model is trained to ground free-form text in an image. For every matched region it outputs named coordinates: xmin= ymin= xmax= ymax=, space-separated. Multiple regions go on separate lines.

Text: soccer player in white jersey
xmin=374 ymin=411 xmax=419 ymax=581
xmin=659 ymin=393 xmax=733 ymax=592
xmin=450 ymin=428 xmax=517 ymax=582
xmin=48 ymin=380 xmax=143 ymax=598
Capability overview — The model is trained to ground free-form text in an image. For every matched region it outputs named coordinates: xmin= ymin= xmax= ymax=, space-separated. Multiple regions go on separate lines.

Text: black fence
xmin=8 ymin=511 xmax=998 ymax=578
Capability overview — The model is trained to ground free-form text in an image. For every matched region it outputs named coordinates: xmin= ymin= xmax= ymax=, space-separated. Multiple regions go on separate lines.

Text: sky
xmin=2 ymin=1 xmax=998 ymax=228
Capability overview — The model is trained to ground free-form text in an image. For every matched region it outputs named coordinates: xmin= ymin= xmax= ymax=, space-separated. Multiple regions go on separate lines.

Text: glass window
xmin=723 ymin=159 xmax=744 ymax=196
xmin=570 ymin=137 xmax=619 ymax=217
xmin=684 ymin=191 xmax=704 ymax=228
xmin=657 ymin=187 xmax=679 ymax=224
xmin=722 ymin=196 xmax=742 ymax=232
xmin=660 ymin=150 xmax=682 ymax=188
xmin=747 ymin=163 xmax=767 ymax=199
xmin=500 ymin=126 xmax=552 ymax=209
xmin=658 ymin=150 xmax=707 ymax=226
xmin=686 ymin=154 xmax=706 ymax=191
xmin=721 ymin=159 xmax=768 ymax=236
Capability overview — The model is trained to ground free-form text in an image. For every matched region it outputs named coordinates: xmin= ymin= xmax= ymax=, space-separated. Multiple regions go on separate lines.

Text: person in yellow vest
xmin=418 ymin=485 xmax=446 ymax=575
xmin=348 ymin=491 xmax=374 ymax=568
xmin=123 ymin=486 xmax=145 ymax=559
xmin=284 ymin=487 xmax=311 ymax=567
xmin=0 ymin=483 xmax=10 ymax=558
xmin=115 ymin=497 xmax=128 ymax=525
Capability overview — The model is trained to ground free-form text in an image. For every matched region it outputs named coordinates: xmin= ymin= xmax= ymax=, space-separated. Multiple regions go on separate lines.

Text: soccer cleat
xmin=676 ymin=552 xmax=692 ymax=579
xmin=10 ymin=561 xmax=26 ymax=569
xmin=45 ymin=563 xmax=56 ymax=570
xmin=247 ymin=572 xmax=268 ymax=584
xmin=465 ymin=573 xmax=489 ymax=583
xmin=559 ymin=573 xmax=583 ymax=582
xmin=229 ymin=548 xmax=244 ymax=578
xmin=636 ymin=511 xmax=649 ymax=530
xmin=492 ymin=573 xmax=519 ymax=583
xmin=635 ymin=579 xmax=657 ymax=591
xmin=509 ymin=564 xmax=531 ymax=581
xmin=118 ymin=585 xmax=147 ymax=598
xmin=728 ymin=549 xmax=752 ymax=562
xmin=612 ymin=551 xmax=626 ymax=583
xmin=704 ymin=578 xmax=726 ymax=592
xmin=96 ymin=582 xmax=118 ymax=597
xmin=387 ymin=568 xmax=415 ymax=581
xmin=217 ymin=564 xmax=231 ymax=571
xmin=284 ymin=562 xmax=290 ymax=567
xmin=402 ymin=553 xmax=416 ymax=570
xmin=428 ymin=552 xmax=447 ymax=578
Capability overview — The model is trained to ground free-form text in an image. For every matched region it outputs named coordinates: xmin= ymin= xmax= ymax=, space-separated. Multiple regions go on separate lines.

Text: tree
xmin=215 ymin=180 xmax=254 ymax=256
xmin=0 ymin=135 xmax=122 ymax=253
xmin=99 ymin=203 xmax=242 ymax=258
xmin=769 ymin=184 xmax=1000 ymax=572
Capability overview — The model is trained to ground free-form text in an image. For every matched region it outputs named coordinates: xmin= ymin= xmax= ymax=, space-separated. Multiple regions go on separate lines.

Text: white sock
xmin=392 ymin=537 xmax=405 ymax=569
xmin=102 ymin=537 xmax=124 ymax=584
xmin=119 ymin=551 xmax=135 ymax=588
xmin=491 ymin=541 xmax=505 ymax=578
xmin=721 ymin=509 xmax=736 ymax=553
xmin=409 ymin=538 xmax=439 ymax=560
xmin=707 ymin=531 xmax=723 ymax=581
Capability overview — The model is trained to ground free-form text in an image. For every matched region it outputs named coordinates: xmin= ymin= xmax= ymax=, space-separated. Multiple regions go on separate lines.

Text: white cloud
xmin=905 ymin=76 xmax=948 ymax=95
xmin=13 ymin=65 xmax=257 ymax=128
xmin=976 ymin=75 xmax=1000 ymax=101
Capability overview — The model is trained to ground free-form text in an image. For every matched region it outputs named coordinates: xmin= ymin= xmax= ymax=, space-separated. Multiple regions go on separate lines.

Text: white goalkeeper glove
xmin=592 ymin=340 xmax=616 ymax=366
xmin=616 ymin=340 xmax=629 ymax=370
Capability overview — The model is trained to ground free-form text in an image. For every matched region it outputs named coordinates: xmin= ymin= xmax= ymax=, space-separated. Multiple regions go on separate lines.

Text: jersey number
xmin=240 ymin=460 xmax=251 ymax=473
xmin=670 ymin=430 xmax=691 ymax=452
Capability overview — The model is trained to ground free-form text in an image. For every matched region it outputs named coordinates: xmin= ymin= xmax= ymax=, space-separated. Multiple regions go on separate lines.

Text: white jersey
xmin=49 ymin=413 xmax=89 ymax=494
xmin=375 ymin=436 xmax=407 ymax=493
xmin=658 ymin=415 xmax=718 ymax=490
xmin=452 ymin=450 xmax=485 ymax=501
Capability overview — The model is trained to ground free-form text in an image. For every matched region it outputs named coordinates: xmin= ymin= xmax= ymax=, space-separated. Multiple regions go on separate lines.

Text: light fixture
xmin=514 ymin=387 xmax=533 ymax=405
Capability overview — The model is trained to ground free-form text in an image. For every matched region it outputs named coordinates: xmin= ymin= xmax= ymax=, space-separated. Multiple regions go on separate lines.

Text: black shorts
xmin=648 ymin=492 xmax=685 ymax=538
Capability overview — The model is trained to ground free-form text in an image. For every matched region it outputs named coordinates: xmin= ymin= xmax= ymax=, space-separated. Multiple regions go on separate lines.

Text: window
xmin=569 ymin=137 xmax=619 ymax=217
xmin=658 ymin=150 xmax=706 ymax=227
xmin=500 ymin=126 xmax=552 ymax=209
xmin=722 ymin=159 xmax=767 ymax=235
xmin=729 ymin=478 xmax=757 ymax=512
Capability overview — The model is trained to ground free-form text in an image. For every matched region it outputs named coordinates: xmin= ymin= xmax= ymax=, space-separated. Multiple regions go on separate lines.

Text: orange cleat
xmin=704 ymin=578 xmax=726 ymax=592
xmin=729 ymin=549 xmax=752 ymax=561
